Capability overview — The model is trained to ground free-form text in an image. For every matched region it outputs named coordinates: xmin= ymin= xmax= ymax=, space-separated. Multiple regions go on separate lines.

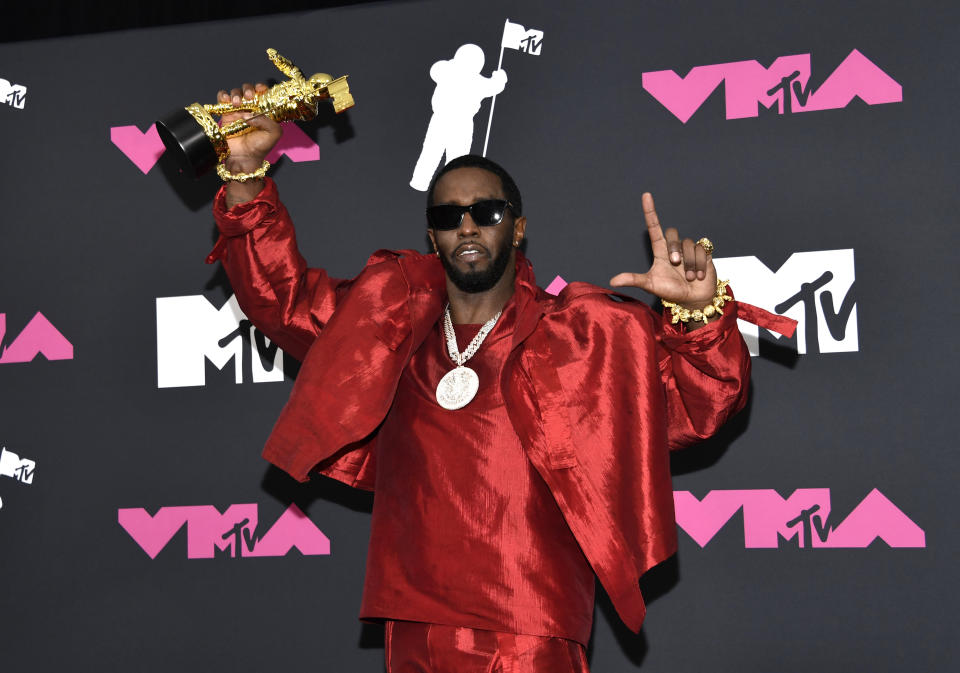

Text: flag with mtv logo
xmin=483 ymin=18 xmax=546 ymax=155
xmin=0 ymin=77 xmax=27 ymax=109
xmin=501 ymin=19 xmax=544 ymax=55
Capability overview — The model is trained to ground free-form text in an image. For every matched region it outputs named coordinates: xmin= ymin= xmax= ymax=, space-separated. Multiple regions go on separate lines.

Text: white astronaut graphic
xmin=409 ymin=44 xmax=508 ymax=191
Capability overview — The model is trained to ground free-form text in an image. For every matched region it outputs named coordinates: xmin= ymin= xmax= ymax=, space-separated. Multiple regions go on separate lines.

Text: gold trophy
xmin=156 ymin=49 xmax=354 ymax=177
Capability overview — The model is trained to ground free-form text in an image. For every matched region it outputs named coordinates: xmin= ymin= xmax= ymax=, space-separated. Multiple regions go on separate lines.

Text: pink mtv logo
xmin=118 ymin=503 xmax=330 ymax=559
xmin=0 ymin=312 xmax=73 ymax=364
xmin=642 ymin=49 xmax=902 ymax=123
xmin=674 ymin=488 xmax=925 ymax=548
xmin=110 ymin=123 xmax=321 ymax=174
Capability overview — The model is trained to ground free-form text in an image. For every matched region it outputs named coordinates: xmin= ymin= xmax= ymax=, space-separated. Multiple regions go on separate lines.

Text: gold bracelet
xmin=216 ymin=159 xmax=270 ymax=183
xmin=661 ymin=280 xmax=732 ymax=325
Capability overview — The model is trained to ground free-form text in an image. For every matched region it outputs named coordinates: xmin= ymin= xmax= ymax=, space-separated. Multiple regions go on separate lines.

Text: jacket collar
xmin=510 ymin=251 xmax=546 ymax=351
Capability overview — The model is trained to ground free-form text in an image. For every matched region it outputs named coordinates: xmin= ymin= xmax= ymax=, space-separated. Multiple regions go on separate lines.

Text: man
xmin=205 ymin=84 xmax=766 ymax=673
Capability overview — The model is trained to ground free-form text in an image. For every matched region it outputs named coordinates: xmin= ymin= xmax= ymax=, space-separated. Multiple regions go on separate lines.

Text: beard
xmin=440 ymin=237 xmax=514 ymax=293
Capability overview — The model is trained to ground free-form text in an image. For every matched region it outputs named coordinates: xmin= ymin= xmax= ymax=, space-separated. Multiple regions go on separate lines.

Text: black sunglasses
xmin=426 ymin=199 xmax=514 ymax=231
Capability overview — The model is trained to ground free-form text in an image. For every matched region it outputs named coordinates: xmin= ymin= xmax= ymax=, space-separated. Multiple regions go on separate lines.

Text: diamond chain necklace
xmin=443 ymin=304 xmax=503 ymax=365
xmin=435 ymin=304 xmax=503 ymax=410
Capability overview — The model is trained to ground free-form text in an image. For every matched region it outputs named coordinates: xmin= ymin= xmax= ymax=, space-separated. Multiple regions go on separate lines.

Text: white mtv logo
xmin=713 ymin=249 xmax=857 ymax=355
xmin=0 ymin=447 xmax=36 ymax=484
xmin=156 ymin=295 xmax=286 ymax=388
xmin=0 ymin=78 xmax=27 ymax=109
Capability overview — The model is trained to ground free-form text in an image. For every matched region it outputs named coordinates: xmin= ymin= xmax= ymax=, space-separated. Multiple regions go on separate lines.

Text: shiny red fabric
xmin=361 ymin=310 xmax=595 ymax=644
xmin=209 ymin=179 xmax=758 ymax=633
xmin=385 ymin=621 xmax=590 ymax=673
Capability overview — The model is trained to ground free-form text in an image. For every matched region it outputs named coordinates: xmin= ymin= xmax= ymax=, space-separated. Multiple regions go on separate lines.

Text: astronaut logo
xmin=713 ymin=249 xmax=857 ymax=355
xmin=0 ymin=447 xmax=36 ymax=485
xmin=409 ymin=44 xmax=507 ymax=190
xmin=410 ymin=18 xmax=544 ymax=191
xmin=156 ymin=294 xmax=286 ymax=388
xmin=0 ymin=77 xmax=27 ymax=109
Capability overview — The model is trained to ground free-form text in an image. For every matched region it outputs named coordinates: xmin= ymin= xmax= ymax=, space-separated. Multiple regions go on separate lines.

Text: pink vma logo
xmin=0 ymin=312 xmax=73 ymax=364
xmin=642 ymin=49 xmax=902 ymax=123
xmin=674 ymin=488 xmax=925 ymax=549
xmin=110 ymin=123 xmax=321 ymax=174
xmin=118 ymin=503 xmax=330 ymax=559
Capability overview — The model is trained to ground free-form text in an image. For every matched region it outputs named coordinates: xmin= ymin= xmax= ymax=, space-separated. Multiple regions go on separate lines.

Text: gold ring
xmin=696 ymin=237 xmax=714 ymax=255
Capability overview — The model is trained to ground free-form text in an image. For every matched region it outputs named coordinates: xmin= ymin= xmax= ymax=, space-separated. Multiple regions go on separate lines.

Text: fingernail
xmin=671 ymin=253 xmax=680 ymax=263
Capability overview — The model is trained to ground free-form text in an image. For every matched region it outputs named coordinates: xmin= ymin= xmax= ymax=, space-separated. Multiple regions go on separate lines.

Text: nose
xmin=458 ymin=211 xmax=480 ymax=236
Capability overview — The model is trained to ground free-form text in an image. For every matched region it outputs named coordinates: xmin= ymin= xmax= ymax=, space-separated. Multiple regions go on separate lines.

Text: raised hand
xmin=216 ymin=82 xmax=283 ymax=170
xmin=609 ymin=192 xmax=717 ymax=309
xmin=216 ymin=82 xmax=283 ymax=208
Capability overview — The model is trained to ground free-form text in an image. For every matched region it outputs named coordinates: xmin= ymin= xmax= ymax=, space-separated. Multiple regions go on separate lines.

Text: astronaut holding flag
xmin=409 ymin=44 xmax=507 ymax=191
xmin=410 ymin=19 xmax=544 ymax=190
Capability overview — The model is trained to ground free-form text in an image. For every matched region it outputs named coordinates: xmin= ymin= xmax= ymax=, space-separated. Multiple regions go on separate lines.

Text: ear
xmin=513 ymin=215 xmax=527 ymax=245
xmin=426 ymin=228 xmax=437 ymax=253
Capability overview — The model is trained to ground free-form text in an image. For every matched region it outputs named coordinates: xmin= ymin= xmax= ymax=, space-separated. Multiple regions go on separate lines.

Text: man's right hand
xmin=217 ymin=82 xmax=283 ymax=209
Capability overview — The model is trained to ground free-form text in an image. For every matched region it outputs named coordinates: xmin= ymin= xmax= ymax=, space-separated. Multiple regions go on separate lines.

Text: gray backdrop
xmin=1 ymin=0 xmax=955 ymax=671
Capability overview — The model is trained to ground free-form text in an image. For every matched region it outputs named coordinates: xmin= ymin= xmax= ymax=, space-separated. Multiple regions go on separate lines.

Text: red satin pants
xmin=384 ymin=621 xmax=590 ymax=673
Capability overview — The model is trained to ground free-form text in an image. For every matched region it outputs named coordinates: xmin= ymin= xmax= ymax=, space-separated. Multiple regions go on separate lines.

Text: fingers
xmin=694 ymin=243 xmax=708 ymax=280
xmin=664 ymin=227 xmax=681 ymax=265
xmin=674 ymin=237 xmax=712 ymax=280
xmin=244 ymin=114 xmax=275 ymax=131
xmin=217 ymin=81 xmax=281 ymax=147
xmin=641 ymin=192 xmax=668 ymax=259
xmin=646 ymin=192 xmax=709 ymax=279
xmin=222 ymin=83 xmax=264 ymax=105
xmin=231 ymin=84 xmax=254 ymax=103
xmin=628 ymin=191 xmax=715 ymax=288
xmin=682 ymin=238 xmax=696 ymax=279
xmin=609 ymin=272 xmax=652 ymax=291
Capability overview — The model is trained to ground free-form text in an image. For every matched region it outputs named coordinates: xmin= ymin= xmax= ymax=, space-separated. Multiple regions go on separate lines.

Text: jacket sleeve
xmin=655 ymin=293 xmax=751 ymax=450
xmin=205 ymin=178 xmax=352 ymax=362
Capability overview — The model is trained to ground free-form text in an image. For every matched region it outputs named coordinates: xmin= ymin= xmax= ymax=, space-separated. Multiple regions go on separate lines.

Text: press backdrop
xmin=1 ymin=1 xmax=956 ymax=671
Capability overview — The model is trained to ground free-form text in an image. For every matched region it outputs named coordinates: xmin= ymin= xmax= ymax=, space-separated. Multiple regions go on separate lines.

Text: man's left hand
xmin=609 ymin=192 xmax=718 ymax=311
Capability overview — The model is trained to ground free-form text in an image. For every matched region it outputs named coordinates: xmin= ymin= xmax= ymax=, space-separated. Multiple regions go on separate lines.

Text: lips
xmin=455 ymin=244 xmax=488 ymax=260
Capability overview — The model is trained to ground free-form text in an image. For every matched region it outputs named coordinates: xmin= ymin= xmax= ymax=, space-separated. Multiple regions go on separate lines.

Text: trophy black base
xmin=156 ymin=108 xmax=219 ymax=178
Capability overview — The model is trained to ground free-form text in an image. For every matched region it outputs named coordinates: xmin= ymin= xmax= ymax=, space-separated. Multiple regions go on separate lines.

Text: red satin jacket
xmin=207 ymin=178 xmax=760 ymax=633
